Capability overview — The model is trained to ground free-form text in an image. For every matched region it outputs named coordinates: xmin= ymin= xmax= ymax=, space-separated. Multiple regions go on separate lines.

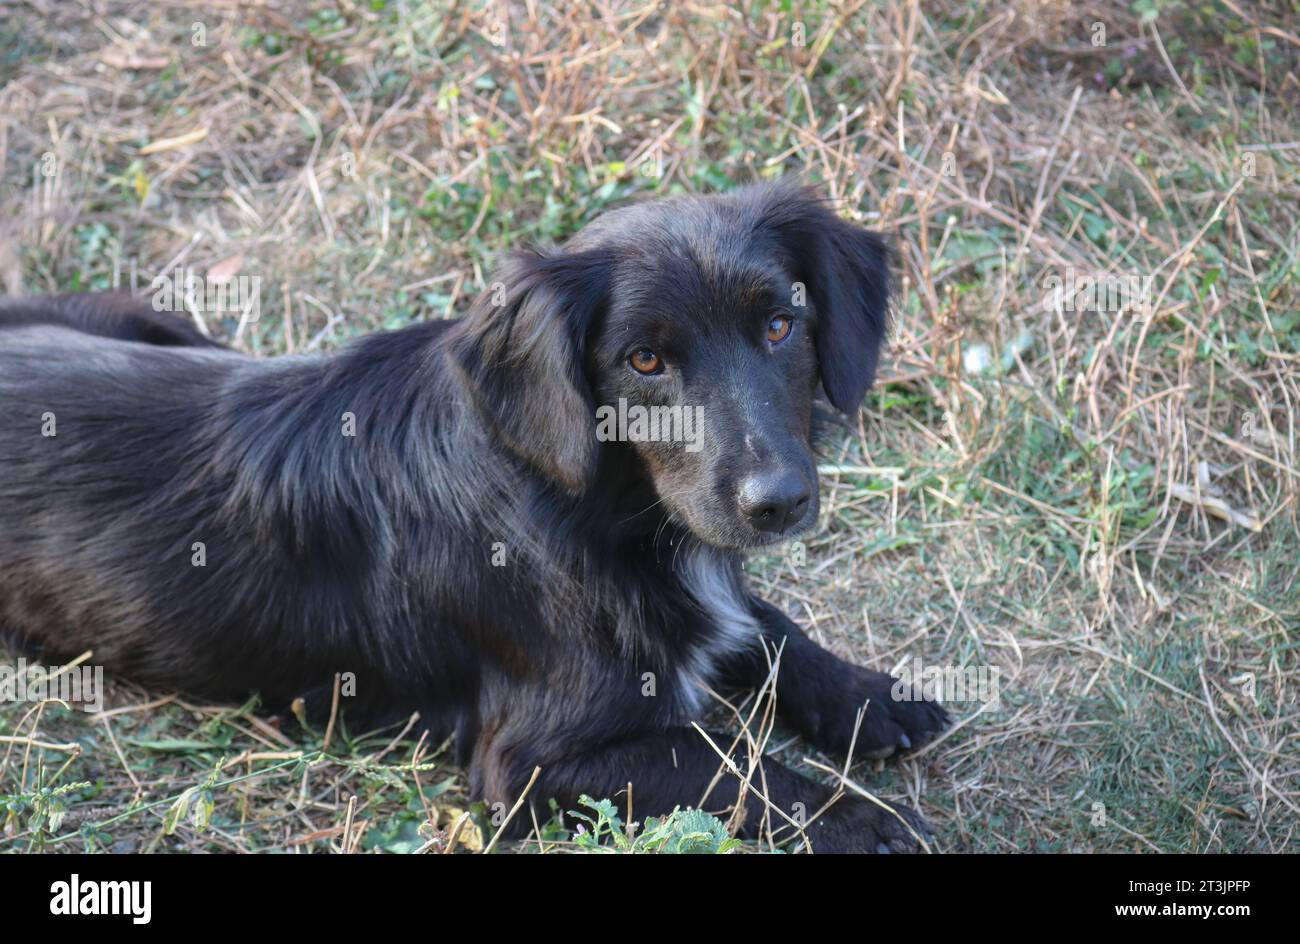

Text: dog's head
xmin=450 ymin=180 xmax=890 ymax=550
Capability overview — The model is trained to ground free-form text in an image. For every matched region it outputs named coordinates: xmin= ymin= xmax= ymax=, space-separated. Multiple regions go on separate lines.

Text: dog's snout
xmin=737 ymin=469 xmax=810 ymax=533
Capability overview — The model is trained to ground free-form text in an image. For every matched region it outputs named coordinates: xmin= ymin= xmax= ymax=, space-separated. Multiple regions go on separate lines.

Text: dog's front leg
xmin=480 ymin=726 xmax=930 ymax=853
xmin=726 ymin=598 xmax=949 ymax=760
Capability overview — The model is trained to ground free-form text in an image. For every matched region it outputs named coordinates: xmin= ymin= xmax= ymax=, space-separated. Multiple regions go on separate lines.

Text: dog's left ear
xmin=448 ymin=248 xmax=612 ymax=492
xmin=758 ymin=183 xmax=892 ymax=415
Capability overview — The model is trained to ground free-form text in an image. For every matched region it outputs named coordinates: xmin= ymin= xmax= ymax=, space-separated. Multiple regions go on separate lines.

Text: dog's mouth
xmin=630 ymin=444 xmax=821 ymax=552
xmin=671 ymin=489 xmax=820 ymax=552
xmin=736 ymin=497 xmax=818 ymax=549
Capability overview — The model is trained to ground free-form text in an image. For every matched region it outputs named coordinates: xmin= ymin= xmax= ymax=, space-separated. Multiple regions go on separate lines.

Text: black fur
xmin=0 ymin=292 xmax=224 ymax=348
xmin=0 ymin=181 xmax=946 ymax=852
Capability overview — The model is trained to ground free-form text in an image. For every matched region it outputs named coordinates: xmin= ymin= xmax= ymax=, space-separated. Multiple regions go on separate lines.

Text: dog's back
xmin=0 ymin=322 xmax=245 ymax=672
xmin=0 ymin=306 xmax=480 ymax=731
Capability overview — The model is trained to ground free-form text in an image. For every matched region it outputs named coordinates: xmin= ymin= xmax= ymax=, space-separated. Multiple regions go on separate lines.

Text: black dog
xmin=0 ymin=181 xmax=946 ymax=852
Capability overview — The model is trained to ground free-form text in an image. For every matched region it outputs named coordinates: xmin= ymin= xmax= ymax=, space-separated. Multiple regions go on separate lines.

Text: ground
xmin=0 ymin=0 xmax=1297 ymax=853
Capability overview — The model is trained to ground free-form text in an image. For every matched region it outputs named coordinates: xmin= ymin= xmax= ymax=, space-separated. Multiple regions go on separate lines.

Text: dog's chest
xmin=675 ymin=550 xmax=761 ymax=713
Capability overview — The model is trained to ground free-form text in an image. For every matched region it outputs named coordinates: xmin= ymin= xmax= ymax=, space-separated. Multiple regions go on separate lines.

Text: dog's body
xmin=0 ymin=182 xmax=945 ymax=851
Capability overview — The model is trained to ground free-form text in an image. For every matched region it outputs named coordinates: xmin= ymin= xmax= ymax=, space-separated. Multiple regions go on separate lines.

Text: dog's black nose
xmin=738 ymin=470 xmax=810 ymax=533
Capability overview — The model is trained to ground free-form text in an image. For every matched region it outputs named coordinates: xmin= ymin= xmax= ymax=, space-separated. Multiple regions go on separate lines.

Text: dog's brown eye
xmin=629 ymin=349 xmax=662 ymax=375
xmin=767 ymin=315 xmax=793 ymax=344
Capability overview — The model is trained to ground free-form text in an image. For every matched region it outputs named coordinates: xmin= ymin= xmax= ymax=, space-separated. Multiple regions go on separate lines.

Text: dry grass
xmin=1 ymin=0 xmax=1297 ymax=853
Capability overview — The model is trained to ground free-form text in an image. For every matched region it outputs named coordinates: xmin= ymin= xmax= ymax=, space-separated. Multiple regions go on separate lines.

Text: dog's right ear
xmin=754 ymin=182 xmax=892 ymax=416
xmin=448 ymin=248 xmax=612 ymax=493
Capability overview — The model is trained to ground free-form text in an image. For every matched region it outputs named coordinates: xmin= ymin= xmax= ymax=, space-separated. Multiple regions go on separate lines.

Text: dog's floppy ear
xmin=759 ymin=183 xmax=891 ymax=415
xmin=448 ymin=247 xmax=611 ymax=492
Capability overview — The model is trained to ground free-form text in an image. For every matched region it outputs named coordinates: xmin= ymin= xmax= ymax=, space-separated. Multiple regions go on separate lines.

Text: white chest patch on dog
xmin=676 ymin=548 xmax=761 ymax=714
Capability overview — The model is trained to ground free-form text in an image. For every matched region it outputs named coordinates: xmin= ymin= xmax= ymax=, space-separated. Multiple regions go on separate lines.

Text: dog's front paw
xmin=800 ymin=795 xmax=934 ymax=854
xmin=784 ymin=665 xmax=948 ymax=760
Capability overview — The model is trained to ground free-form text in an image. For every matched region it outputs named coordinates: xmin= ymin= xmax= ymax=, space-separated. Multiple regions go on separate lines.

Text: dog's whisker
xmin=616 ymin=495 xmax=667 ymax=527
